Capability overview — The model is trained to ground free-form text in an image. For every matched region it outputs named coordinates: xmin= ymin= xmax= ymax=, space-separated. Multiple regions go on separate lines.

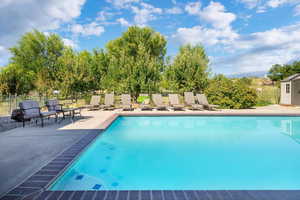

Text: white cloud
xmin=189 ymin=1 xmax=236 ymax=30
xmin=0 ymin=0 xmax=86 ymax=64
xmin=131 ymin=2 xmax=162 ymax=26
xmin=180 ymin=1 xmax=238 ymax=47
xmin=172 ymin=0 xmax=177 ymax=4
xmin=214 ymin=23 xmax=300 ymax=73
xmin=106 ymin=0 xmax=139 ymax=8
xmin=71 ymin=22 xmax=105 ymax=37
xmin=239 ymin=0 xmax=259 ymax=9
xmin=185 ymin=2 xmax=201 ymax=15
xmin=266 ymin=0 xmax=290 ymax=8
xmin=62 ymin=38 xmax=78 ymax=49
xmin=96 ymin=10 xmax=115 ymax=22
xmin=174 ymin=26 xmax=238 ymax=46
xmin=294 ymin=4 xmax=300 ymax=15
xmin=165 ymin=7 xmax=183 ymax=14
xmin=117 ymin=18 xmax=130 ymax=26
xmin=239 ymin=0 xmax=300 ymax=12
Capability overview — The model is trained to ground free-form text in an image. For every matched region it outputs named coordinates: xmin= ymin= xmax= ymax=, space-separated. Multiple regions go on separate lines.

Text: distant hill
xmin=227 ymin=71 xmax=268 ymax=78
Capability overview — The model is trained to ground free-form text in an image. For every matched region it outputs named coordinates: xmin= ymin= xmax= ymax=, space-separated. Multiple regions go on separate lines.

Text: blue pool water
xmin=50 ymin=116 xmax=300 ymax=190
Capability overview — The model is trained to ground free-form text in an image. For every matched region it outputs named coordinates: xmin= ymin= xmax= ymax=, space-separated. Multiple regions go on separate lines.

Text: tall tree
xmin=9 ymin=30 xmax=65 ymax=95
xmin=105 ymin=26 xmax=167 ymax=100
xmin=268 ymin=61 xmax=300 ymax=82
xmin=0 ymin=63 xmax=34 ymax=95
xmin=90 ymin=49 xmax=110 ymax=91
xmin=165 ymin=44 xmax=209 ymax=93
xmin=57 ymin=49 xmax=93 ymax=98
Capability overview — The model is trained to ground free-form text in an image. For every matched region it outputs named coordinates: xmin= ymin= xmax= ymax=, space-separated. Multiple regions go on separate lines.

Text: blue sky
xmin=1 ymin=0 xmax=300 ymax=75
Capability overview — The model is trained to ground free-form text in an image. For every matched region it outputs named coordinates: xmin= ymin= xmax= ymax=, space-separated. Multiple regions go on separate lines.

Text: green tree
xmin=165 ymin=44 xmax=209 ymax=93
xmin=0 ymin=63 xmax=35 ymax=95
xmin=267 ymin=61 xmax=300 ymax=82
xmin=58 ymin=49 xmax=94 ymax=98
xmin=90 ymin=49 xmax=110 ymax=91
xmin=205 ymin=75 xmax=257 ymax=109
xmin=105 ymin=26 xmax=167 ymax=100
xmin=9 ymin=30 xmax=65 ymax=95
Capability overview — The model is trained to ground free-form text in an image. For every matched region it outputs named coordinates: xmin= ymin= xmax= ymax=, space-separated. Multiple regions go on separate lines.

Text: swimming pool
xmin=50 ymin=116 xmax=300 ymax=190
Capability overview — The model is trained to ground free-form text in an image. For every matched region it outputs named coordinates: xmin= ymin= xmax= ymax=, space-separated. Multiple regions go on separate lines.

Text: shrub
xmin=256 ymin=86 xmax=280 ymax=106
xmin=137 ymin=96 xmax=149 ymax=104
xmin=205 ymin=75 xmax=257 ymax=109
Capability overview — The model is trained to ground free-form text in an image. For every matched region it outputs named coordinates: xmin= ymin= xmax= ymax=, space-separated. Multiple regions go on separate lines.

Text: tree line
xmin=0 ymin=26 xmax=257 ymax=108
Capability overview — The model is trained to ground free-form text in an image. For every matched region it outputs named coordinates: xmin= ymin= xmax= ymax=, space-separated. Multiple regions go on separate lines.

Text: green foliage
xmin=105 ymin=26 xmax=167 ymax=100
xmin=256 ymin=86 xmax=280 ymax=106
xmin=267 ymin=62 xmax=300 ymax=82
xmin=137 ymin=95 xmax=149 ymax=104
xmin=0 ymin=63 xmax=35 ymax=95
xmin=9 ymin=30 xmax=65 ymax=95
xmin=57 ymin=49 xmax=94 ymax=97
xmin=239 ymin=77 xmax=252 ymax=85
xmin=165 ymin=44 xmax=209 ymax=93
xmin=0 ymin=27 xmax=264 ymax=109
xmin=205 ymin=75 xmax=257 ymax=109
xmin=90 ymin=49 xmax=110 ymax=91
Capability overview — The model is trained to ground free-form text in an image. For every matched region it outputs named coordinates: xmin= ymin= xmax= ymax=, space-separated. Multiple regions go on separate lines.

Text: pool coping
xmin=2 ymin=113 xmax=300 ymax=200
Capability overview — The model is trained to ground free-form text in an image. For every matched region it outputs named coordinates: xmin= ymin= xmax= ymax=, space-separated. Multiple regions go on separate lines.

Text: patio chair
xmin=169 ymin=94 xmax=184 ymax=111
xmin=121 ymin=94 xmax=134 ymax=111
xmin=45 ymin=99 xmax=81 ymax=120
xmin=152 ymin=94 xmax=168 ymax=110
xmin=184 ymin=92 xmax=204 ymax=110
xmin=101 ymin=93 xmax=115 ymax=110
xmin=86 ymin=95 xmax=101 ymax=110
xmin=196 ymin=94 xmax=219 ymax=110
xmin=139 ymin=94 xmax=153 ymax=111
xmin=19 ymin=100 xmax=57 ymax=127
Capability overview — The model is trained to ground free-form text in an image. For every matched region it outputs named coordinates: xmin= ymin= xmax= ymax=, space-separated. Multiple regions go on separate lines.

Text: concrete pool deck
xmin=1 ymin=105 xmax=300 ymax=200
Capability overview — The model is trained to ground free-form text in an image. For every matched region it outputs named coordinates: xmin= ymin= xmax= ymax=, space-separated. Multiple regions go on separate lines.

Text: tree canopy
xmin=164 ymin=44 xmax=209 ymax=93
xmin=105 ymin=26 xmax=167 ymax=99
xmin=8 ymin=30 xmax=65 ymax=96
xmin=267 ymin=62 xmax=300 ymax=82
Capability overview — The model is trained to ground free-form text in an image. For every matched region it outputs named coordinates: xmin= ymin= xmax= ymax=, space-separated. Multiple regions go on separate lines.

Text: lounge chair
xmin=121 ymin=94 xmax=134 ymax=111
xmin=101 ymin=93 xmax=115 ymax=110
xmin=86 ymin=95 xmax=101 ymax=110
xmin=19 ymin=100 xmax=57 ymax=127
xmin=184 ymin=92 xmax=204 ymax=110
xmin=152 ymin=94 xmax=168 ymax=110
xmin=196 ymin=94 xmax=219 ymax=110
xmin=169 ymin=94 xmax=184 ymax=111
xmin=45 ymin=99 xmax=81 ymax=120
xmin=139 ymin=94 xmax=153 ymax=111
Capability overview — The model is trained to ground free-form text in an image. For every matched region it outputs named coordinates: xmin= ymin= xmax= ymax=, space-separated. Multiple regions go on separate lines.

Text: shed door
xmin=292 ymin=79 xmax=300 ymax=105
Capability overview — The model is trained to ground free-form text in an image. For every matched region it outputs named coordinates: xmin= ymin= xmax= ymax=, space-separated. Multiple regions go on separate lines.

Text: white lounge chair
xmin=152 ymin=94 xmax=168 ymax=110
xmin=121 ymin=94 xmax=134 ymax=111
xmin=196 ymin=94 xmax=219 ymax=110
xmin=184 ymin=92 xmax=203 ymax=110
xmin=169 ymin=94 xmax=184 ymax=111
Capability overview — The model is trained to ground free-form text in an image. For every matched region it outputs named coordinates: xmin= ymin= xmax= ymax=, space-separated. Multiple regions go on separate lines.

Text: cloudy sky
xmin=1 ymin=0 xmax=300 ymax=75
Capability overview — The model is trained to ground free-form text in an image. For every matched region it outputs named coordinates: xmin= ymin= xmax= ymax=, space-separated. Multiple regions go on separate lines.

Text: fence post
xmin=8 ymin=94 xmax=11 ymax=115
xmin=14 ymin=94 xmax=17 ymax=112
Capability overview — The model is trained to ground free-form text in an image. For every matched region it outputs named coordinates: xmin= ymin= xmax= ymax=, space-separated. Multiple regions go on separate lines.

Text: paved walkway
xmin=0 ymin=112 xmax=115 ymax=197
xmin=1 ymin=105 xmax=300 ymax=197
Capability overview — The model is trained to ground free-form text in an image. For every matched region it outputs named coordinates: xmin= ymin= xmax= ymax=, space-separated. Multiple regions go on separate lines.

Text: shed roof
xmin=281 ymin=73 xmax=300 ymax=82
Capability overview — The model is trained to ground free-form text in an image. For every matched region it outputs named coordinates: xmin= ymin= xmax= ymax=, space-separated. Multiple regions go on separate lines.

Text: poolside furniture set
xmin=15 ymin=92 xmax=217 ymax=127
xmin=88 ymin=92 xmax=218 ymax=111
xmin=18 ymin=99 xmax=82 ymax=127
